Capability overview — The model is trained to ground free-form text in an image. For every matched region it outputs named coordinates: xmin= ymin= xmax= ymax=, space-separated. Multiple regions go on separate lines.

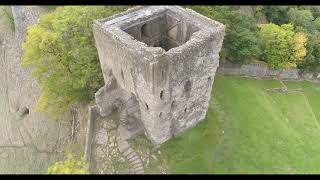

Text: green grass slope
xmin=161 ymin=75 xmax=320 ymax=174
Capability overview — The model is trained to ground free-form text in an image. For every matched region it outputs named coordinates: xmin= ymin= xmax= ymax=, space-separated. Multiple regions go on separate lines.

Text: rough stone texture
xmin=216 ymin=62 xmax=320 ymax=82
xmin=240 ymin=64 xmax=268 ymax=77
xmin=84 ymin=105 xmax=100 ymax=166
xmin=93 ymin=6 xmax=225 ymax=145
xmin=0 ymin=6 xmax=87 ymax=173
xmin=11 ymin=6 xmax=40 ymax=45
xmin=302 ymin=73 xmax=313 ymax=80
xmin=279 ymin=69 xmax=299 ymax=79
xmin=89 ymin=113 xmax=147 ymax=174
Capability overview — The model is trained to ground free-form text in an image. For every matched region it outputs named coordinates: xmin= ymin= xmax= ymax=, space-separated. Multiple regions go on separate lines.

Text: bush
xmin=47 ymin=151 xmax=88 ymax=174
xmin=22 ymin=6 xmax=129 ymax=119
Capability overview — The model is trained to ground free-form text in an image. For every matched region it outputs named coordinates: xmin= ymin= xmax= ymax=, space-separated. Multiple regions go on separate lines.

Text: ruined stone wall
xmin=216 ymin=63 xmax=301 ymax=80
xmin=93 ymin=6 xmax=225 ymax=145
xmin=216 ymin=62 xmax=320 ymax=83
xmin=94 ymin=16 xmax=165 ymax=143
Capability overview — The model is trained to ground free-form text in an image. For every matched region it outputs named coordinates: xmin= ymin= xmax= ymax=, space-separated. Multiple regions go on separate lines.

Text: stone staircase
xmin=118 ymin=96 xmax=143 ymax=140
xmin=117 ymin=137 xmax=144 ymax=174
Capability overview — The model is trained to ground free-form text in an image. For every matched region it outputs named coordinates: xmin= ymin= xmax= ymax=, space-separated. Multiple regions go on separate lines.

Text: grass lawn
xmin=161 ymin=75 xmax=320 ymax=174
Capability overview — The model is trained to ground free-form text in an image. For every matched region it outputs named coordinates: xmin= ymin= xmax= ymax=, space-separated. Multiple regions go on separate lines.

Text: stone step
xmin=131 ymin=164 xmax=143 ymax=171
xmin=134 ymin=166 xmax=144 ymax=173
xmin=134 ymin=167 xmax=144 ymax=173
xmin=134 ymin=164 xmax=144 ymax=170
xmin=135 ymin=170 xmax=144 ymax=174
xmin=119 ymin=112 xmax=127 ymax=120
xmin=120 ymin=109 xmax=127 ymax=115
xmin=135 ymin=167 xmax=144 ymax=171
xmin=130 ymin=158 xmax=142 ymax=166
xmin=123 ymin=148 xmax=134 ymax=157
xmin=119 ymin=116 xmax=131 ymax=126
xmin=131 ymin=162 xmax=143 ymax=169
xmin=119 ymin=116 xmax=127 ymax=122
xmin=119 ymin=116 xmax=127 ymax=121
xmin=126 ymin=151 xmax=137 ymax=160
xmin=128 ymin=155 xmax=139 ymax=163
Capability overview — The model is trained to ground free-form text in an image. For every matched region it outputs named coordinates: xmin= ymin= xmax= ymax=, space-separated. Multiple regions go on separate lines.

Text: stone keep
xmin=93 ymin=6 xmax=225 ymax=145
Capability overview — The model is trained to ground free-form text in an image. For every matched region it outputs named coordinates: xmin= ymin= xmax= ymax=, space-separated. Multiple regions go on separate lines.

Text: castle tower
xmin=93 ymin=6 xmax=225 ymax=145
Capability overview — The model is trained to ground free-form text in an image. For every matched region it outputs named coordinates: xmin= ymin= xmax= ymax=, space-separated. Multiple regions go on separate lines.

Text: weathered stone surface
xmin=11 ymin=6 xmax=40 ymax=44
xmin=279 ymin=69 xmax=299 ymax=79
xmin=302 ymin=73 xmax=314 ymax=80
xmin=127 ymin=152 xmax=137 ymax=160
xmin=117 ymin=139 xmax=130 ymax=153
xmin=95 ymin=129 xmax=109 ymax=145
xmin=0 ymin=6 xmax=83 ymax=174
xmin=93 ymin=6 xmax=225 ymax=145
xmin=132 ymin=163 xmax=142 ymax=169
xmin=240 ymin=64 xmax=268 ymax=77
xmin=123 ymin=148 xmax=133 ymax=157
xmin=216 ymin=63 xmax=320 ymax=82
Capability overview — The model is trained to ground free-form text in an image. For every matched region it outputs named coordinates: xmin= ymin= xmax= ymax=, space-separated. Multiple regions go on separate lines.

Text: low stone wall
xmin=216 ymin=63 xmax=320 ymax=83
xmin=84 ymin=105 xmax=100 ymax=171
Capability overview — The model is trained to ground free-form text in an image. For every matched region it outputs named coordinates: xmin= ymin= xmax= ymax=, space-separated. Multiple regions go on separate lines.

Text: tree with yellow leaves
xmin=259 ymin=23 xmax=307 ymax=69
xmin=293 ymin=32 xmax=307 ymax=64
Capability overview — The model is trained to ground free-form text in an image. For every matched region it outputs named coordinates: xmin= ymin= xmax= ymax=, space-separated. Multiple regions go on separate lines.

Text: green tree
xmin=22 ymin=6 xmax=129 ymax=119
xmin=313 ymin=17 xmax=320 ymax=31
xmin=189 ymin=6 xmax=260 ymax=63
xmin=298 ymin=6 xmax=320 ymax=18
xmin=258 ymin=23 xmax=306 ymax=69
xmin=287 ymin=8 xmax=315 ymax=32
xmin=263 ymin=6 xmax=292 ymax=25
xmin=298 ymin=32 xmax=320 ymax=71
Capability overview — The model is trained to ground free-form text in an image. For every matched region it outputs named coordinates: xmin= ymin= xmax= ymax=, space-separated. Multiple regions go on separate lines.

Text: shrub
xmin=47 ymin=151 xmax=88 ymax=174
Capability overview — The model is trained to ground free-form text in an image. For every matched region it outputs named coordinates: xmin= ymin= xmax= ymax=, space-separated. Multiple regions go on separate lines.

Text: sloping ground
xmin=161 ymin=75 xmax=320 ymax=174
xmin=0 ymin=6 xmax=84 ymax=174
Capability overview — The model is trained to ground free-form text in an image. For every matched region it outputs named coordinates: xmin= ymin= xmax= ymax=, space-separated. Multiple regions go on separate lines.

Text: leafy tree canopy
xmin=22 ymin=6 xmax=129 ymax=119
xmin=258 ymin=23 xmax=307 ymax=69
xmin=189 ymin=6 xmax=260 ymax=64
xmin=287 ymin=8 xmax=315 ymax=33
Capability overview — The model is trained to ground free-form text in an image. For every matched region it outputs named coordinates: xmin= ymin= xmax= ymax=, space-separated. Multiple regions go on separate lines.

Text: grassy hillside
xmin=161 ymin=75 xmax=320 ymax=174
